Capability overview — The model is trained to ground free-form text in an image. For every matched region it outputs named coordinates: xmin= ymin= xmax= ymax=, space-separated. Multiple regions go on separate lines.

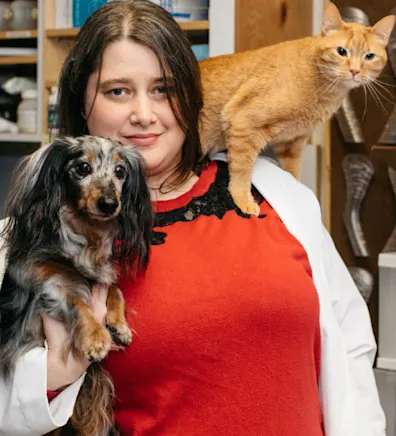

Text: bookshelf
xmin=46 ymin=20 xmax=209 ymax=38
xmin=0 ymin=30 xmax=37 ymax=39
xmin=0 ymin=56 xmax=37 ymax=65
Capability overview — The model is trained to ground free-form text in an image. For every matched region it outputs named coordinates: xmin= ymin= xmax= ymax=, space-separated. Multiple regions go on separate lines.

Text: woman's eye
xmin=154 ymin=86 xmax=168 ymax=94
xmin=109 ymin=88 xmax=126 ymax=96
xmin=365 ymin=52 xmax=375 ymax=60
xmin=337 ymin=47 xmax=348 ymax=57
xmin=115 ymin=165 xmax=126 ymax=179
xmin=76 ymin=162 xmax=92 ymax=177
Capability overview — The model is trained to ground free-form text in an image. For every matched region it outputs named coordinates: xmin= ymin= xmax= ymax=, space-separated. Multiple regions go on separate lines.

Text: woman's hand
xmin=43 ymin=284 xmax=109 ymax=391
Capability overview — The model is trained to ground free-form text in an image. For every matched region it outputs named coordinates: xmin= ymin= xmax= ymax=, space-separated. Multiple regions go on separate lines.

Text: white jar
xmin=0 ymin=2 xmax=12 ymax=30
xmin=9 ymin=0 xmax=38 ymax=30
xmin=17 ymin=89 xmax=37 ymax=133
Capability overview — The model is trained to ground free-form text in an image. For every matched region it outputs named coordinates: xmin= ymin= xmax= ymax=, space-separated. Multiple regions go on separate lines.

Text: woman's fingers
xmin=42 ymin=283 xmax=109 ymax=346
xmin=90 ymin=283 xmax=109 ymax=324
xmin=42 ymin=314 xmax=69 ymax=352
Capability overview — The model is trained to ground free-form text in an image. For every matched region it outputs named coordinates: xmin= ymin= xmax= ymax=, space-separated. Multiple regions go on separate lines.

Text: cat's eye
xmin=365 ymin=52 xmax=375 ymax=60
xmin=337 ymin=47 xmax=348 ymax=57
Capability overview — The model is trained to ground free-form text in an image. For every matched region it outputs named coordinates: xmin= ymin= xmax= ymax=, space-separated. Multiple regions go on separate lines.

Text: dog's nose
xmin=97 ymin=197 xmax=119 ymax=215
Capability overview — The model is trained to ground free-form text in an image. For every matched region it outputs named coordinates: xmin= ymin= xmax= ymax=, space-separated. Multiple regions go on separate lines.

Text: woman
xmin=0 ymin=1 xmax=385 ymax=435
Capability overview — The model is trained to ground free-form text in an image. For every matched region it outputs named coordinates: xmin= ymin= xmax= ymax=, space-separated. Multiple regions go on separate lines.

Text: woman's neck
xmin=148 ymin=171 xmax=199 ymax=202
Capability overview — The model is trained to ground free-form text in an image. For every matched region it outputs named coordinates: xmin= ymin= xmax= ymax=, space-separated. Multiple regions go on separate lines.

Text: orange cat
xmin=199 ymin=2 xmax=395 ymax=215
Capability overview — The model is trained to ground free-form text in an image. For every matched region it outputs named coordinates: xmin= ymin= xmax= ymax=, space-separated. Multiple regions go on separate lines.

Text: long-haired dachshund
xmin=0 ymin=136 xmax=153 ymax=436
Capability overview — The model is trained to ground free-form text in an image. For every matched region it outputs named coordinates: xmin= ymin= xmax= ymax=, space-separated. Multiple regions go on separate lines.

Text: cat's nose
xmin=350 ymin=69 xmax=360 ymax=77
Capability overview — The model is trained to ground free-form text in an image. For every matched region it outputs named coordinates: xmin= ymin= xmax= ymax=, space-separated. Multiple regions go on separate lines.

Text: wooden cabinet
xmin=209 ymin=0 xmax=313 ymax=56
xmin=328 ymin=0 xmax=396 ymax=341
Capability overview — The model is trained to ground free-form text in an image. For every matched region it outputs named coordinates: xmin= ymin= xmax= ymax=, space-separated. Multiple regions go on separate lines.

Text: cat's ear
xmin=322 ymin=2 xmax=343 ymax=36
xmin=371 ymin=15 xmax=396 ymax=46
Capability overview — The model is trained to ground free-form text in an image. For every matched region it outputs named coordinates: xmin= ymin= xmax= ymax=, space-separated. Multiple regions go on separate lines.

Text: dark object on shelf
xmin=382 ymin=166 xmax=396 ymax=252
xmin=334 ymin=7 xmax=369 ymax=144
xmin=0 ymin=89 xmax=21 ymax=123
xmin=342 ymin=153 xmax=374 ymax=257
xmin=335 ymin=95 xmax=365 ymax=144
xmin=378 ymin=6 xmax=396 ymax=145
xmin=348 ymin=266 xmax=374 ymax=302
xmin=339 ymin=6 xmax=370 ymax=25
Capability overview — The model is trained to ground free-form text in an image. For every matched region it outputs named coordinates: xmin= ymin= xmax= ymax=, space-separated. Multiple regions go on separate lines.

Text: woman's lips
xmin=125 ymin=133 xmax=160 ymax=146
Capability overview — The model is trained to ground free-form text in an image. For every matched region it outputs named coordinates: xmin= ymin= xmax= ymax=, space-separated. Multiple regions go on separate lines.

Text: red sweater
xmin=103 ymin=161 xmax=323 ymax=435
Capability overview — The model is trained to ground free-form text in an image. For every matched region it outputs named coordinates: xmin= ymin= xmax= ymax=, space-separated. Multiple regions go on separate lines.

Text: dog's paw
xmin=82 ymin=325 xmax=112 ymax=362
xmin=107 ymin=322 xmax=133 ymax=347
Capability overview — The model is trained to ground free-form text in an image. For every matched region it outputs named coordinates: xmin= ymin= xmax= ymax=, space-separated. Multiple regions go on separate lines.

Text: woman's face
xmin=84 ymin=39 xmax=186 ymax=184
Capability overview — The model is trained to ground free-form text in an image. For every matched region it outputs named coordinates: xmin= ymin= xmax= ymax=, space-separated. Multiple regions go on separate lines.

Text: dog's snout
xmin=97 ymin=197 xmax=119 ymax=215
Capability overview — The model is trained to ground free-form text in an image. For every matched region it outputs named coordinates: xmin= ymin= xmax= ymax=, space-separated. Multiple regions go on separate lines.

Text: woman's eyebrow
xmin=152 ymin=77 xmax=166 ymax=84
xmin=100 ymin=77 xmax=166 ymax=87
xmin=99 ymin=77 xmax=133 ymax=87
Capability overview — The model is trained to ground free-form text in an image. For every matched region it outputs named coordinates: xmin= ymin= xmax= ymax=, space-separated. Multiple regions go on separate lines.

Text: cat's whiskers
xmin=374 ymin=78 xmax=396 ymax=88
xmin=319 ymin=76 xmax=342 ymax=97
xmin=365 ymin=81 xmax=388 ymax=115
xmin=311 ymin=62 xmax=337 ymax=70
xmin=370 ymin=78 xmax=396 ymax=101
xmin=311 ymin=62 xmax=340 ymax=78
xmin=361 ymin=85 xmax=368 ymax=123
xmin=367 ymin=78 xmax=395 ymax=104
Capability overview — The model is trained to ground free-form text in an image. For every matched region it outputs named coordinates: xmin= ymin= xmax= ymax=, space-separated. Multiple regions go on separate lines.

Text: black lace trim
xmin=152 ymin=162 xmax=266 ymax=245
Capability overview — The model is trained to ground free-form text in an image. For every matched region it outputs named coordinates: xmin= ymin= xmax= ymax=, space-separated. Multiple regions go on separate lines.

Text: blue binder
xmin=73 ymin=0 xmax=108 ymax=27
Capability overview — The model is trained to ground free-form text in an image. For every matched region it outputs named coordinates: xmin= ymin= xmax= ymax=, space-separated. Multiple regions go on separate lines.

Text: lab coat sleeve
xmin=0 ymin=347 xmax=85 ymax=436
xmin=0 ymin=216 xmax=85 ymax=436
xmin=322 ymin=227 xmax=386 ymax=435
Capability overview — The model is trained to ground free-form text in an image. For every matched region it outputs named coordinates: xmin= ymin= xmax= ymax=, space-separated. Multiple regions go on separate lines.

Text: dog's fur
xmin=0 ymin=136 xmax=152 ymax=436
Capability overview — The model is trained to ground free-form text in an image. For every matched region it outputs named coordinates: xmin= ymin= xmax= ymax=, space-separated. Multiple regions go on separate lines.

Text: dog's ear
xmin=116 ymin=147 xmax=153 ymax=274
xmin=2 ymin=137 xmax=81 ymax=255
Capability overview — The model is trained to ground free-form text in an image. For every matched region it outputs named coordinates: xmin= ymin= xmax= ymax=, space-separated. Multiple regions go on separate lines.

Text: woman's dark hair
xmin=57 ymin=0 xmax=204 ymax=189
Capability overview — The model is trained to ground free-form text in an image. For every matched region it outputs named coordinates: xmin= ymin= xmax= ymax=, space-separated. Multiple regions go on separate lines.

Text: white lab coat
xmin=0 ymin=155 xmax=385 ymax=436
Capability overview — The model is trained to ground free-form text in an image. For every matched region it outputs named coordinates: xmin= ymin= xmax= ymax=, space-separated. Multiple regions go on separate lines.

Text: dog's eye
xmin=115 ymin=165 xmax=126 ymax=180
xmin=76 ymin=162 xmax=92 ymax=177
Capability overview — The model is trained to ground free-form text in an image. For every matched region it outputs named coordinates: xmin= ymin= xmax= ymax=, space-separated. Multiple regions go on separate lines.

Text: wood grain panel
xmin=330 ymin=0 xmax=396 ymax=339
xmin=235 ymin=0 xmax=313 ymax=52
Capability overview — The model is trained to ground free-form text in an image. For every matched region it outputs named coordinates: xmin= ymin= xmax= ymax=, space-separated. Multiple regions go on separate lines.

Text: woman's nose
xmin=129 ymin=94 xmax=155 ymax=127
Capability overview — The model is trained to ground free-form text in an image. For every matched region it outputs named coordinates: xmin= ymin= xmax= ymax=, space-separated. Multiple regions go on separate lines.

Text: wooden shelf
xmin=0 ymin=30 xmax=37 ymax=39
xmin=46 ymin=20 xmax=209 ymax=38
xmin=179 ymin=20 xmax=209 ymax=31
xmin=45 ymin=80 xmax=57 ymax=89
xmin=46 ymin=28 xmax=79 ymax=38
xmin=0 ymin=56 xmax=37 ymax=65
xmin=0 ymin=133 xmax=41 ymax=143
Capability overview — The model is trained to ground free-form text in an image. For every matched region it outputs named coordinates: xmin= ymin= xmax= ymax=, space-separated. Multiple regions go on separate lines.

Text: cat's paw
xmin=81 ymin=325 xmax=112 ymax=362
xmin=107 ymin=322 xmax=133 ymax=347
xmin=232 ymin=193 xmax=260 ymax=216
xmin=237 ymin=200 xmax=261 ymax=216
xmin=230 ymin=186 xmax=261 ymax=216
